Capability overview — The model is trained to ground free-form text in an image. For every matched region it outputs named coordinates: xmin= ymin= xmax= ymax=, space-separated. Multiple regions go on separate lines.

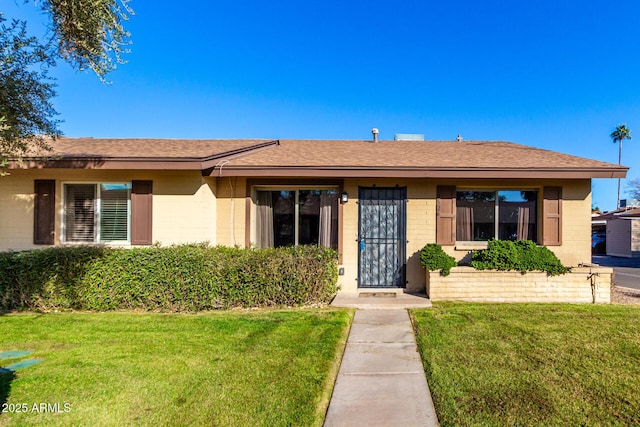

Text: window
xmin=456 ymin=190 xmax=537 ymax=242
xmin=64 ymin=183 xmax=131 ymax=243
xmin=255 ymin=189 xmax=338 ymax=249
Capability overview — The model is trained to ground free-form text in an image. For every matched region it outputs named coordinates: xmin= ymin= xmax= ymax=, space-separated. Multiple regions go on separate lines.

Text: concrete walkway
xmin=324 ymin=308 xmax=439 ymax=427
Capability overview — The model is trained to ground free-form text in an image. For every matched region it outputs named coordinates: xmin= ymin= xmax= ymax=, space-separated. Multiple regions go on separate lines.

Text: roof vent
xmin=372 ymin=128 xmax=379 ymax=143
xmin=394 ymin=133 xmax=424 ymax=141
xmin=457 ymin=134 xmax=463 ymax=142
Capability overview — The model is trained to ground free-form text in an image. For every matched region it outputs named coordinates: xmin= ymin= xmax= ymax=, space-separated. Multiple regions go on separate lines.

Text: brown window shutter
xmin=34 ymin=180 xmax=56 ymax=245
xmin=543 ymin=187 xmax=562 ymax=246
xmin=131 ymin=180 xmax=153 ymax=245
xmin=436 ymin=185 xmax=456 ymax=245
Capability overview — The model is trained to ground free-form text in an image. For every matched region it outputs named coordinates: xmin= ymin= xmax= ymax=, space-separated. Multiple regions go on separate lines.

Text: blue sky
xmin=4 ymin=1 xmax=640 ymax=211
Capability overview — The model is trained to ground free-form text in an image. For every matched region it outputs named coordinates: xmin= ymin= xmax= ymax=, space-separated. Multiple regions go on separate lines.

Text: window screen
xmin=100 ymin=184 xmax=130 ymax=242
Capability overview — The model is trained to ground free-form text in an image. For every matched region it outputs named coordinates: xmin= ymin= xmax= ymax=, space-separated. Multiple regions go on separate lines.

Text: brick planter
xmin=426 ymin=266 xmax=613 ymax=303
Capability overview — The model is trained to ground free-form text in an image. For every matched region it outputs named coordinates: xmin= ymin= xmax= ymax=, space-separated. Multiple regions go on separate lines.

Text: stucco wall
xmin=0 ymin=169 xmax=217 ymax=251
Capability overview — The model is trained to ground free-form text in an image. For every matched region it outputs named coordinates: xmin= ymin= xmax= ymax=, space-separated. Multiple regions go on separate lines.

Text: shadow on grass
xmin=0 ymin=368 xmax=15 ymax=411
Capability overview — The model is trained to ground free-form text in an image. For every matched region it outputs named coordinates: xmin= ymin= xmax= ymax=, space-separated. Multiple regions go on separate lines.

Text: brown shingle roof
xmin=226 ymin=139 xmax=610 ymax=168
xmin=220 ymin=139 xmax=627 ymax=179
xmin=49 ymin=137 xmax=273 ymax=159
xmin=21 ymin=137 xmax=627 ymax=178
xmin=20 ymin=138 xmax=278 ymax=170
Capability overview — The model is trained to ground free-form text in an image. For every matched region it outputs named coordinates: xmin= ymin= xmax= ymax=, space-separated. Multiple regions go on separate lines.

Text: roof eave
xmin=11 ymin=157 xmax=203 ymax=170
xmin=10 ymin=140 xmax=280 ymax=171
xmin=209 ymin=166 xmax=629 ymax=179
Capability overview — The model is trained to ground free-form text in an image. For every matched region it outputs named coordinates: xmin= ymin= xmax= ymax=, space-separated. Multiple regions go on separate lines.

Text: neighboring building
xmin=591 ymin=207 xmax=640 ymax=257
xmin=607 ymin=218 xmax=640 ymax=258
xmin=0 ymin=136 xmax=627 ymax=293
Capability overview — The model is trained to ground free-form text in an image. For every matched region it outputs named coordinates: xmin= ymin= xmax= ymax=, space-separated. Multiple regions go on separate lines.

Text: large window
xmin=456 ymin=190 xmax=537 ymax=242
xmin=255 ymin=189 xmax=338 ymax=249
xmin=64 ymin=183 xmax=131 ymax=243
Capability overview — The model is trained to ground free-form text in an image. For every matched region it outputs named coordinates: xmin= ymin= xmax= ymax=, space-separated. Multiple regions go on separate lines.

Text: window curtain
xmin=517 ymin=203 xmax=533 ymax=240
xmin=318 ymin=191 xmax=337 ymax=248
xmin=256 ymin=192 xmax=274 ymax=248
xmin=456 ymin=203 xmax=474 ymax=241
xmin=65 ymin=184 xmax=96 ymax=242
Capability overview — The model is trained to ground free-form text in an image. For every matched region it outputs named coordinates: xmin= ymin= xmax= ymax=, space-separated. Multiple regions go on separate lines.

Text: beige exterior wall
xmin=426 ymin=266 xmax=612 ymax=303
xmin=152 ymin=173 xmax=217 ymax=246
xmin=549 ymin=179 xmax=592 ymax=266
xmin=0 ymin=170 xmax=36 ymax=250
xmin=2 ymin=171 xmax=594 ymax=296
xmin=0 ymin=169 xmax=217 ymax=251
xmin=339 ymin=178 xmax=592 ymax=294
xmin=215 ymin=177 xmax=246 ymax=247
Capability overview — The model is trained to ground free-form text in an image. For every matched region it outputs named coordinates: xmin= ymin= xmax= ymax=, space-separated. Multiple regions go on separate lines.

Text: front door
xmin=358 ymin=187 xmax=407 ymax=288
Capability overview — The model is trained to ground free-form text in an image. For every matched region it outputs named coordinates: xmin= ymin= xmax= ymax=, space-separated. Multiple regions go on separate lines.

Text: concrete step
xmin=331 ymin=292 xmax=433 ymax=309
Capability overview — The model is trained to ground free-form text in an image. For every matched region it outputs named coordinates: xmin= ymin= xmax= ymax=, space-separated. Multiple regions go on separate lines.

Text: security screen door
xmin=358 ymin=187 xmax=407 ymax=288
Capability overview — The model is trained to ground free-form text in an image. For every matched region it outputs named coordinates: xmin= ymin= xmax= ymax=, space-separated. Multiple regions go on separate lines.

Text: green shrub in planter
xmin=470 ymin=239 xmax=570 ymax=276
xmin=420 ymin=244 xmax=457 ymax=276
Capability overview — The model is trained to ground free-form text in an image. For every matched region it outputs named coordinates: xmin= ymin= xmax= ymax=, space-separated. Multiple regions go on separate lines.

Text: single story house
xmin=0 ymin=135 xmax=627 ymax=294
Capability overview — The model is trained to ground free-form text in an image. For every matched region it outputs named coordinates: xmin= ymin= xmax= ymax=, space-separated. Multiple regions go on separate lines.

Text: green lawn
xmin=412 ymin=303 xmax=640 ymax=427
xmin=0 ymin=309 xmax=352 ymax=427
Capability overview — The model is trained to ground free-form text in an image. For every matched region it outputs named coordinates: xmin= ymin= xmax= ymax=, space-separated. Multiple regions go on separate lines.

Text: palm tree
xmin=610 ymin=124 xmax=632 ymax=209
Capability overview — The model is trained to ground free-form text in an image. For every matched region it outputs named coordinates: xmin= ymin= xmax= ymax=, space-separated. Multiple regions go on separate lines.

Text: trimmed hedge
xmin=420 ymin=243 xmax=457 ymax=276
xmin=0 ymin=244 xmax=338 ymax=312
xmin=470 ymin=239 xmax=571 ymax=276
